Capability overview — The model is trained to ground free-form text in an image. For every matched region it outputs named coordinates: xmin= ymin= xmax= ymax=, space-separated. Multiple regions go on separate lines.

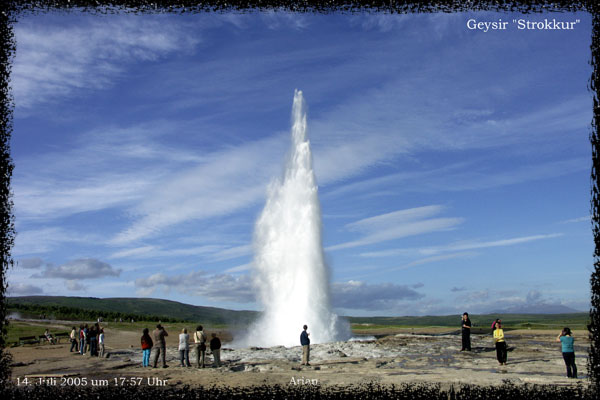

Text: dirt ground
xmin=7 ymin=322 xmax=590 ymax=390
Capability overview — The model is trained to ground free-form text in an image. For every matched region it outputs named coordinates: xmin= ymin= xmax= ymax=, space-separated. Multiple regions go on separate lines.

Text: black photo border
xmin=0 ymin=0 xmax=598 ymax=398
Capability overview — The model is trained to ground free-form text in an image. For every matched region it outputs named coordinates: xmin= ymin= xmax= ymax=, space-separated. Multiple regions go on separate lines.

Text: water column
xmin=249 ymin=90 xmax=347 ymax=347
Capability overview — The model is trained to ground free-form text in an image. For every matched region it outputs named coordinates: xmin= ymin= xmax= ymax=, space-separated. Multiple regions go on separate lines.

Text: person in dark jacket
xmin=300 ymin=325 xmax=310 ymax=366
xmin=210 ymin=333 xmax=221 ymax=367
xmin=461 ymin=312 xmax=472 ymax=351
xmin=88 ymin=324 xmax=98 ymax=356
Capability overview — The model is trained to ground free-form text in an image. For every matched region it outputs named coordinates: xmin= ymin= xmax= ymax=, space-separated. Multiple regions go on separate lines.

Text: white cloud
xmin=561 ymin=216 xmax=591 ymax=224
xmin=397 ymin=252 xmax=477 ymax=270
xmin=332 ymin=280 xmax=425 ymax=311
xmin=13 ymin=15 xmax=199 ymax=110
xmin=260 ymin=11 xmax=310 ymax=30
xmin=409 ymin=158 xmax=589 ymax=193
xmin=33 ymin=258 xmax=121 ymax=280
xmin=135 ymin=271 xmax=255 ymax=303
xmin=346 ymin=206 xmax=444 ymax=231
xmin=361 ymin=233 xmax=564 ymax=258
xmin=18 ymin=257 xmax=45 ymax=269
xmin=208 ymin=245 xmax=253 ymax=262
xmin=7 ymin=282 xmax=44 ymax=296
xmin=325 ymin=157 xmax=588 ymax=200
xmin=110 ymin=134 xmax=286 ymax=244
xmin=66 ymin=280 xmax=87 ymax=291
xmin=14 ymin=176 xmax=152 ymax=220
xmin=109 ymin=246 xmax=157 ymax=259
xmin=13 ymin=227 xmax=99 ymax=256
xmin=327 ymin=206 xmax=463 ymax=251
xmin=109 ymin=244 xmax=225 ymax=260
xmin=224 ymin=262 xmax=253 ymax=273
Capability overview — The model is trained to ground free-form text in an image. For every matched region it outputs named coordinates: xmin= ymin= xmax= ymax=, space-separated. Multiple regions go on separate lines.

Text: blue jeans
xmin=179 ymin=349 xmax=190 ymax=366
xmin=143 ymin=349 xmax=151 ymax=367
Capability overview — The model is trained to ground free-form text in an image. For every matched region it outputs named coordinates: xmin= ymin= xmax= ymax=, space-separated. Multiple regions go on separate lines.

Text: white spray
xmin=245 ymin=90 xmax=348 ymax=347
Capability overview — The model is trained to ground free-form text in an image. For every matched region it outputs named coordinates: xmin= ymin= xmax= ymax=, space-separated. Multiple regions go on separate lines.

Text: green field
xmin=7 ymin=296 xmax=590 ymax=335
xmin=5 ymin=319 xmax=230 ymax=347
xmin=348 ymin=313 xmax=590 ymax=331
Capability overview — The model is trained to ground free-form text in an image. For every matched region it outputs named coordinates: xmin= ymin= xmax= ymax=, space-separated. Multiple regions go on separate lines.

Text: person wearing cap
xmin=461 ymin=312 xmax=472 ymax=351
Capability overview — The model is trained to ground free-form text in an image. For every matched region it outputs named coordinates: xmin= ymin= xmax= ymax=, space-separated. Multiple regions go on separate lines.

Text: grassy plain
xmin=348 ymin=313 xmax=589 ymax=331
xmin=7 ymin=312 xmax=589 ymax=346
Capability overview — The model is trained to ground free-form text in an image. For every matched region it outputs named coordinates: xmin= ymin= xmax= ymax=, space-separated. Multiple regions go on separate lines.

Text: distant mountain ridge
xmin=8 ymin=296 xmax=588 ymax=328
xmin=7 ymin=296 xmax=259 ymax=325
xmin=490 ymin=304 xmax=581 ymax=314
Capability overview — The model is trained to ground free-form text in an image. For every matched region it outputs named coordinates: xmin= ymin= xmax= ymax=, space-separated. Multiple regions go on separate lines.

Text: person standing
xmin=69 ymin=326 xmax=78 ymax=352
xmin=300 ymin=325 xmax=310 ymax=366
xmin=98 ymin=328 xmax=105 ymax=358
xmin=461 ymin=312 xmax=472 ymax=351
xmin=194 ymin=325 xmax=207 ymax=368
xmin=79 ymin=325 xmax=86 ymax=355
xmin=493 ymin=320 xmax=507 ymax=365
xmin=82 ymin=324 xmax=89 ymax=354
xmin=178 ymin=328 xmax=191 ymax=367
xmin=210 ymin=333 xmax=221 ymax=367
xmin=88 ymin=324 xmax=98 ymax=356
xmin=152 ymin=324 xmax=169 ymax=368
xmin=556 ymin=327 xmax=578 ymax=378
xmin=141 ymin=328 xmax=153 ymax=367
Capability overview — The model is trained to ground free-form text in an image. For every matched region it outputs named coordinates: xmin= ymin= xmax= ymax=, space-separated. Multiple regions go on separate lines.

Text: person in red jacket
xmin=141 ymin=328 xmax=153 ymax=367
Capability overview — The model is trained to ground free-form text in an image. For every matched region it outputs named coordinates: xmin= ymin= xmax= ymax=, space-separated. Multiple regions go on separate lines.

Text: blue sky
xmin=7 ymin=10 xmax=593 ymax=316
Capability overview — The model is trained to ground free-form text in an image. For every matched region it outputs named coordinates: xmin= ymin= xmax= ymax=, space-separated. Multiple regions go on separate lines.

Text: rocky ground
xmin=7 ymin=324 xmax=590 ymax=389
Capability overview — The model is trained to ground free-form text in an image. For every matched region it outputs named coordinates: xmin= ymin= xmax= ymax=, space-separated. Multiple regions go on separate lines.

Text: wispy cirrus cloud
xmin=224 ymin=263 xmax=253 ymax=274
xmin=110 ymin=134 xmax=286 ymax=244
xmin=561 ymin=216 xmax=591 ymax=224
xmin=13 ymin=16 xmax=199 ymax=110
xmin=396 ymin=252 xmax=478 ymax=270
xmin=13 ymin=227 xmax=100 ymax=256
xmin=327 ymin=206 xmax=464 ymax=251
xmin=110 ymin=244 xmax=224 ymax=260
xmin=360 ymin=233 xmax=563 ymax=258
xmin=325 ymin=157 xmax=588 ymax=201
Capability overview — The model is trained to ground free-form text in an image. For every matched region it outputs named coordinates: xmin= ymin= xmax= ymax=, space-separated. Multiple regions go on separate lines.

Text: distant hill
xmin=7 ymin=296 xmax=259 ymax=325
xmin=8 ymin=296 xmax=589 ymax=330
xmin=347 ymin=312 xmax=589 ymax=330
xmin=491 ymin=304 xmax=582 ymax=314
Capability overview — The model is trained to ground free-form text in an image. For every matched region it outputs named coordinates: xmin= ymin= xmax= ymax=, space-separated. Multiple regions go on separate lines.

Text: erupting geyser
xmin=246 ymin=90 xmax=348 ymax=347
